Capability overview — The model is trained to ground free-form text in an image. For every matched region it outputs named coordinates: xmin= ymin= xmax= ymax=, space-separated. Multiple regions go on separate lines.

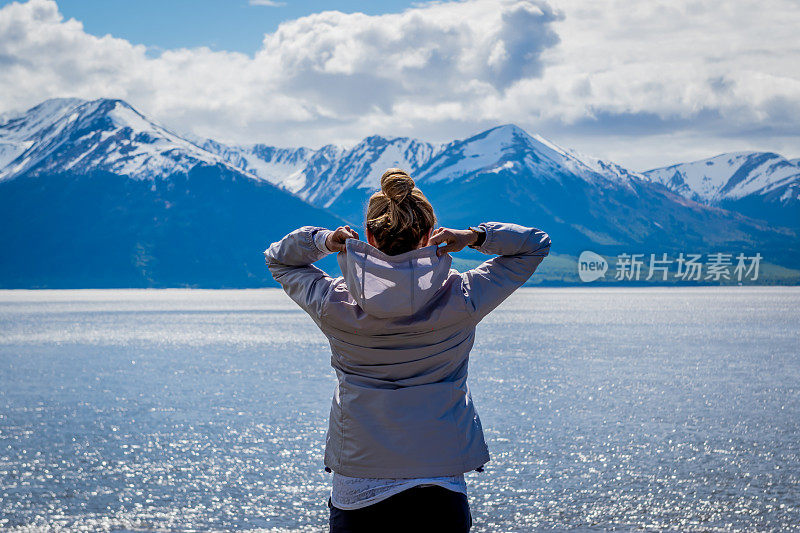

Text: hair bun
xmin=380 ymin=168 xmax=414 ymax=203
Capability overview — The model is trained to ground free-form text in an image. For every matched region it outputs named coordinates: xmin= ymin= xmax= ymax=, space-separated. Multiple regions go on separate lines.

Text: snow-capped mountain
xmin=198 ymin=134 xmax=442 ymax=212
xmin=1 ymin=96 xmax=798 ymax=288
xmin=403 ymin=124 xmax=798 ymax=264
xmin=199 ymin=134 xmax=443 ymax=224
xmin=0 ymin=98 xmax=346 ymax=288
xmin=643 ymin=152 xmax=800 ymax=228
xmin=299 ymin=135 xmax=443 ymax=207
xmin=0 ymin=98 xmax=84 ymax=173
xmin=416 ymin=124 xmax=640 ymax=187
xmin=0 ymin=98 xmax=248 ymax=181
xmin=643 ymin=152 xmax=799 ymax=203
xmin=195 ymin=138 xmax=316 ymax=192
xmin=293 ymin=144 xmax=346 ymax=194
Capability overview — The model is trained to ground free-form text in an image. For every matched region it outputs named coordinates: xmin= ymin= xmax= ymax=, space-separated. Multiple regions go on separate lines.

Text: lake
xmin=1 ymin=288 xmax=798 ymax=532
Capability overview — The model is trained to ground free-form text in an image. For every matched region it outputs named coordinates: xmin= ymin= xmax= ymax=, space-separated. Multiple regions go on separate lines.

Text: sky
xmin=0 ymin=0 xmax=798 ymax=170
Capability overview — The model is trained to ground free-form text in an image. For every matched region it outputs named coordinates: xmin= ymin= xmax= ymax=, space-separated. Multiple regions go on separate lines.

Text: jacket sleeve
xmin=461 ymin=221 xmax=551 ymax=323
xmin=264 ymin=226 xmax=336 ymax=321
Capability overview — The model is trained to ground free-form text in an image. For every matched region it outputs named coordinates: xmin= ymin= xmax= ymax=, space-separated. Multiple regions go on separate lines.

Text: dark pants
xmin=328 ymin=485 xmax=472 ymax=532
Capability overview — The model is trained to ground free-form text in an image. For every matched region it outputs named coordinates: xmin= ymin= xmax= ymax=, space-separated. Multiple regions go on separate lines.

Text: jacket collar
xmin=336 ymin=239 xmax=453 ymax=319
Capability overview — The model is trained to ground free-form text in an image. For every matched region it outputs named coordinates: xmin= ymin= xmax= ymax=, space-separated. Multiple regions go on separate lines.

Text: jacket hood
xmin=337 ymin=239 xmax=453 ymax=319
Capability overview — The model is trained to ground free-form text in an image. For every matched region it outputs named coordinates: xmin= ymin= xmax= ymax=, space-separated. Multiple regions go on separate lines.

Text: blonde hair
xmin=366 ymin=168 xmax=436 ymax=256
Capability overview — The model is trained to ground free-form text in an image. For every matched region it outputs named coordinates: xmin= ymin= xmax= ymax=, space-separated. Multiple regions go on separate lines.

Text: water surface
xmin=1 ymin=288 xmax=798 ymax=531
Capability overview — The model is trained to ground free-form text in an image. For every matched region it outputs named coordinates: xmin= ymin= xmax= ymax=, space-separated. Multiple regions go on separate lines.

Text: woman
xmin=264 ymin=168 xmax=551 ymax=532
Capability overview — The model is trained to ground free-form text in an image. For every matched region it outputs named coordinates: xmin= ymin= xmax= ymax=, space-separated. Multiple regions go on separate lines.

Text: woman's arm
xmin=263 ymin=225 xmax=357 ymax=320
xmin=431 ymin=222 xmax=551 ymax=323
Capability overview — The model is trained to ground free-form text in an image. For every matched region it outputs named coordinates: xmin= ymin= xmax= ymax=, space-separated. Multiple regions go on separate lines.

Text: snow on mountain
xmin=0 ymin=96 xmax=446 ymax=232
xmin=415 ymin=124 xmax=639 ymax=189
xmin=0 ymin=98 xmax=84 ymax=142
xmin=296 ymin=135 xmax=444 ymax=208
xmin=564 ymin=147 xmax=646 ymax=183
xmin=643 ymin=151 xmax=800 ymax=204
xmin=2 ymin=96 xmax=798 ymax=283
xmin=3 ymin=96 xmax=797 ymax=238
xmin=0 ymin=98 xmax=85 ymax=171
xmin=196 ymin=133 xmax=442 ymax=208
xmin=0 ymin=98 xmax=250 ymax=181
xmin=0 ymin=101 xmax=641 ymax=216
xmin=195 ymin=138 xmax=316 ymax=192
xmin=407 ymin=125 xmax=799 ymax=264
xmin=0 ymin=98 xmax=348 ymax=289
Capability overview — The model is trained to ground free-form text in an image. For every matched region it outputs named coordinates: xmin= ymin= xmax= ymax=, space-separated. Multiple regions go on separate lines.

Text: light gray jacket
xmin=264 ymin=221 xmax=551 ymax=478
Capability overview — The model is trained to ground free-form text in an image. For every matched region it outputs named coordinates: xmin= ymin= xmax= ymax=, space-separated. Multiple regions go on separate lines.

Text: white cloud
xmin=0 ymin=0 xmax=798 ymax=168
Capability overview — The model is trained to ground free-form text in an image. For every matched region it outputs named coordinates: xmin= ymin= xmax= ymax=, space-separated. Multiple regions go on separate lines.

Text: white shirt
xmin=330 ymin=472 xmax=468 ymax=510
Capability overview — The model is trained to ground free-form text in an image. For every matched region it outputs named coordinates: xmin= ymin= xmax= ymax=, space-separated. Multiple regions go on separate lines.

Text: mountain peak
xmin=1 ymin=97 xmax=86 ymax=140
xmin=415 ymin=122 xmax=642 ymax=188
xmin=475 ymin=123 xmax=537 ymax=146
xmin=0 ymin=96 xmax=235 ymax=181
xmin=25 ymin=97 xmax=86 ymax=115
xmin=361 ymin=134 xmax=390 ymax=144
xmin=643 ymin=150 xmax=800 ymax=203
xmin=490 ymin=123 xmax=530 ymax=136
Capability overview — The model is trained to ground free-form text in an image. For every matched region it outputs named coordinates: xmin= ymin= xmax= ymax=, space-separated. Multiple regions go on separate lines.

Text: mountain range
xmin=1 ymin=97 xmax=798 ymax=288
xmin=643 ymin=152 xmax=799 ymax=229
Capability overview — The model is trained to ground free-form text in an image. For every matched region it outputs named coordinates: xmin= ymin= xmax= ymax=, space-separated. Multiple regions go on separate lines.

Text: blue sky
xmin=0 ymin=0 xmax=798 ymax=169
xmin=0 ymin=0 xmax=419 ymax=54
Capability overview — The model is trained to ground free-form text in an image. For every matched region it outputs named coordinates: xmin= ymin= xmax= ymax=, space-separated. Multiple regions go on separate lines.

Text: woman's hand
xmin=326 ymin=225 xmax=360 ymax=252
xmin=428 ymin=227 xmax=478 ymax=257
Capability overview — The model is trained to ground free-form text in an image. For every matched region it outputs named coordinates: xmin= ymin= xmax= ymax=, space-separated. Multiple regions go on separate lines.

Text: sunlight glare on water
xmin=0 ymin=288 xmax=798 ymax=531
